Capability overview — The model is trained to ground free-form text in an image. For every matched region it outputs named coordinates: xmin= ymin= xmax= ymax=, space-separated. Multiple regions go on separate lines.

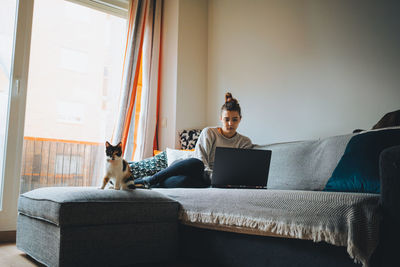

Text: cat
xmin=100 ymin=141 xmax=135 ymax=190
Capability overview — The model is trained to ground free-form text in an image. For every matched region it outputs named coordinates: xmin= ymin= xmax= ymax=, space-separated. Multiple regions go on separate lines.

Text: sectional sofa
xmin=16 ymin=127 xmax=400 ymax=267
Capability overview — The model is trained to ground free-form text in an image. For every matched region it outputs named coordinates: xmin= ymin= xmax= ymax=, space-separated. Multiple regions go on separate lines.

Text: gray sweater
xmin=194 ymin=127 xmax=253 ymax=183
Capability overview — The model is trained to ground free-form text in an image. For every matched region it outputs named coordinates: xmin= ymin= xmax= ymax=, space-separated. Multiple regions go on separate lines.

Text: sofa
xmin=16 ymin=127 xmax=400 ymax=267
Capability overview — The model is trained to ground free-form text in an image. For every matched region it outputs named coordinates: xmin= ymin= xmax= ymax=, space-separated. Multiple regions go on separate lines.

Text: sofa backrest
xmin=254 ymin=133 xmax=353 ymax=191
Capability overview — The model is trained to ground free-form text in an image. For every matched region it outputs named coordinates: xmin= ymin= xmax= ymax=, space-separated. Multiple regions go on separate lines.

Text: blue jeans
xmin=147 ymin=158 xmax=208 ymax=188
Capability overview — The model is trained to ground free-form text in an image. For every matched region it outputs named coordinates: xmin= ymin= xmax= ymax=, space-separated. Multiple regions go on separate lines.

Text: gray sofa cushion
xmin=18 ymin=187 xmax=179 ymax=226
xmin=255 ymin=133 xmax=353 ymax=190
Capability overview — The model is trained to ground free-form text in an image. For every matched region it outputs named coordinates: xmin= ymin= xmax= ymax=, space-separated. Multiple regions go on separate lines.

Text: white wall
xmin=207 ymin=0 xmax=400 ymax=145
xmin=158 ymin=0 xmax=208 ymax=149
xmin=158 ymin=0 xmax=179 ymax=150
xmin=176 ymin=0 xmax=208 ymax=132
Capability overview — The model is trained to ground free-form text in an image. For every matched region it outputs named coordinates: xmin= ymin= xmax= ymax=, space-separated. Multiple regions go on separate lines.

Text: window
xmin=56 ymin=101 xmax=85 ymax=124
xmin=20 ymin=0 xmax=127 ymax=194
xmin=55 ymin=154 xmax=83 ymax=175
xmin=59 ymin=48 xmax=89 ymax=73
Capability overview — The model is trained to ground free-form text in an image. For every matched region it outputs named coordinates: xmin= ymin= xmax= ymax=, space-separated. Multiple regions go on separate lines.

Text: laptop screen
xmin=211 ymin=147 xmax=272 ymax=188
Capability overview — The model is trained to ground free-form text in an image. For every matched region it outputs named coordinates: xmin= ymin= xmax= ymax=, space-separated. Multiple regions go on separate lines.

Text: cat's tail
xmin=123 ymin=176 xmax=136 ymax=190
xmin=127 ymin=183 xmax=136 ymax=189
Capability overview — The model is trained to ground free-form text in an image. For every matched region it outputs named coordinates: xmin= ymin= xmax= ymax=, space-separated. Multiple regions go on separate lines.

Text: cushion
xmin=179 ymin=129 xmax=201 ymax=149
xmin=254 ymin=133 xmax=353 ymax=191
xmin=129 ymin=151 xmax=167 ymax=179
xmin=324 ymin=128 xmax=400 ymax=193
xmin=18 ymin=186 xmax=179 ymax=226
xmin=166 ymin=148 xmax=195 ymax=166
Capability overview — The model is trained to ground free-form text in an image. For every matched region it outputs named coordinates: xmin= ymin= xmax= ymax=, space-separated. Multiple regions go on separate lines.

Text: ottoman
xmin=16 ymin=187 xmax=179 ymax=267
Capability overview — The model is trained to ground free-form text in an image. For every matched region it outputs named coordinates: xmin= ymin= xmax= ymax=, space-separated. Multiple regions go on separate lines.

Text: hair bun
xmin=221 ymin=92 xmax=242 ymax=117
xmin=225 ymin=92 xmax=233 ymax=103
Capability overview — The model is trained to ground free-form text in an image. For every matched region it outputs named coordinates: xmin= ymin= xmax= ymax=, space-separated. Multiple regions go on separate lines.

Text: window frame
xmin=0 ymin=0 xmax=34 ymax=231
xmin=0 ymin=0 xmax=128 ymax=233
xmin=66 ymin=0 xmax=129 ymax=18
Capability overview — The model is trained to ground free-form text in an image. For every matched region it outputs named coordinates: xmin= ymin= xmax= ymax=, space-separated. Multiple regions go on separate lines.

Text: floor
xmin=0 ymin=243 xmax=44 ymax=267
xmin=0 ymin=242 xmax=204 ymax=267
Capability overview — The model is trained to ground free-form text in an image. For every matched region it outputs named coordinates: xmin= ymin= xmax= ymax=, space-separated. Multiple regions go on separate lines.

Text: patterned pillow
xmin=128 ymin=151 xmax=167 ymax=179
xmin=179 ymin=129 xmax=202 ymax=149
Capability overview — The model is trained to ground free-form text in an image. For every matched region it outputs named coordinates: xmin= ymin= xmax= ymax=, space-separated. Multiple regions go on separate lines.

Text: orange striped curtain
xmin=113 ymin=0 xmax=163 ymax=161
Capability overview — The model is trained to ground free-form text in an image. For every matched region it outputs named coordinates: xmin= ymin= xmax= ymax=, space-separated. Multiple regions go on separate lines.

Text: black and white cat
xmin=100 ymin=141 xmax=135 ymax=190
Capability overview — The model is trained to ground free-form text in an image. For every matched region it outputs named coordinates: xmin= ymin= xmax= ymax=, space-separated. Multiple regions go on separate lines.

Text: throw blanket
xmin=154 ymin=188 xmax=379 ymax=267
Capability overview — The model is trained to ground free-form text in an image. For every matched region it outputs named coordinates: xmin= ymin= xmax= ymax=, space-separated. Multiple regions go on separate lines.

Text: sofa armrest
xmin=380 ymin=145 xmax=400 ymax=222
xmin=373 ymin=145 xmax=400 ymax=267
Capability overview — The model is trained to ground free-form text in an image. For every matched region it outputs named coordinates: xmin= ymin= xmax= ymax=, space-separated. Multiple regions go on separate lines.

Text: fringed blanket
xmin=154 ymin=188 xmax=380 ymax=267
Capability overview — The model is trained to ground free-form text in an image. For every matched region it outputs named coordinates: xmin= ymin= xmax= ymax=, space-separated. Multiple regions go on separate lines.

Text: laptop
xmin=211 ymin=147 xmax=272 ymax=189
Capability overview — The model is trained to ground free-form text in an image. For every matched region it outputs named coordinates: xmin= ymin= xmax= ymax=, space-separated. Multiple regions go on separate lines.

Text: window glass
xmin=20 ymin=0 xmax=127 ymax=193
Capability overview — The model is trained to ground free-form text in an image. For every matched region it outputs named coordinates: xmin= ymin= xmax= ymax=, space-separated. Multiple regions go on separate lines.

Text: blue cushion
xmin=128 ymin=151 xmax=167 ymax=179
xmin=324 ymin=128 xmax=400 ymax=193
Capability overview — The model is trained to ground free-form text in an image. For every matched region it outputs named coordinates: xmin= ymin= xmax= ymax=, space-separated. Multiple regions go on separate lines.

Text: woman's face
xmin=220 ymin=110 xmax=241 ymax=137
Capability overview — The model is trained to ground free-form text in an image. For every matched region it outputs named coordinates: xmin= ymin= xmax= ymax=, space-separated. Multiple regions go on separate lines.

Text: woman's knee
xmin=171 ymin=158 xmax=204 ymax=171
xmin=186 ymin=158 xmax=204 ymax=170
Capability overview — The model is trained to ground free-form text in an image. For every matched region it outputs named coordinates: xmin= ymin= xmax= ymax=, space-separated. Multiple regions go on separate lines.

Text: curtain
xmin=113 ymin=0 xmax=162 ymax=161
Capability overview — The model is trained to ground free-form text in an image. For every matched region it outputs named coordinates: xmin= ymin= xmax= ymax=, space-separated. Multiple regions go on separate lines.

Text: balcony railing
xmin=20 ymin=137 xmax=104 ymax=194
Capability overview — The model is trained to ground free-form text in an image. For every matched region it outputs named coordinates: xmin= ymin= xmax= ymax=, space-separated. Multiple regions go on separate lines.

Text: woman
xmin=134 ymin=92 xmax=252 ymax=188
